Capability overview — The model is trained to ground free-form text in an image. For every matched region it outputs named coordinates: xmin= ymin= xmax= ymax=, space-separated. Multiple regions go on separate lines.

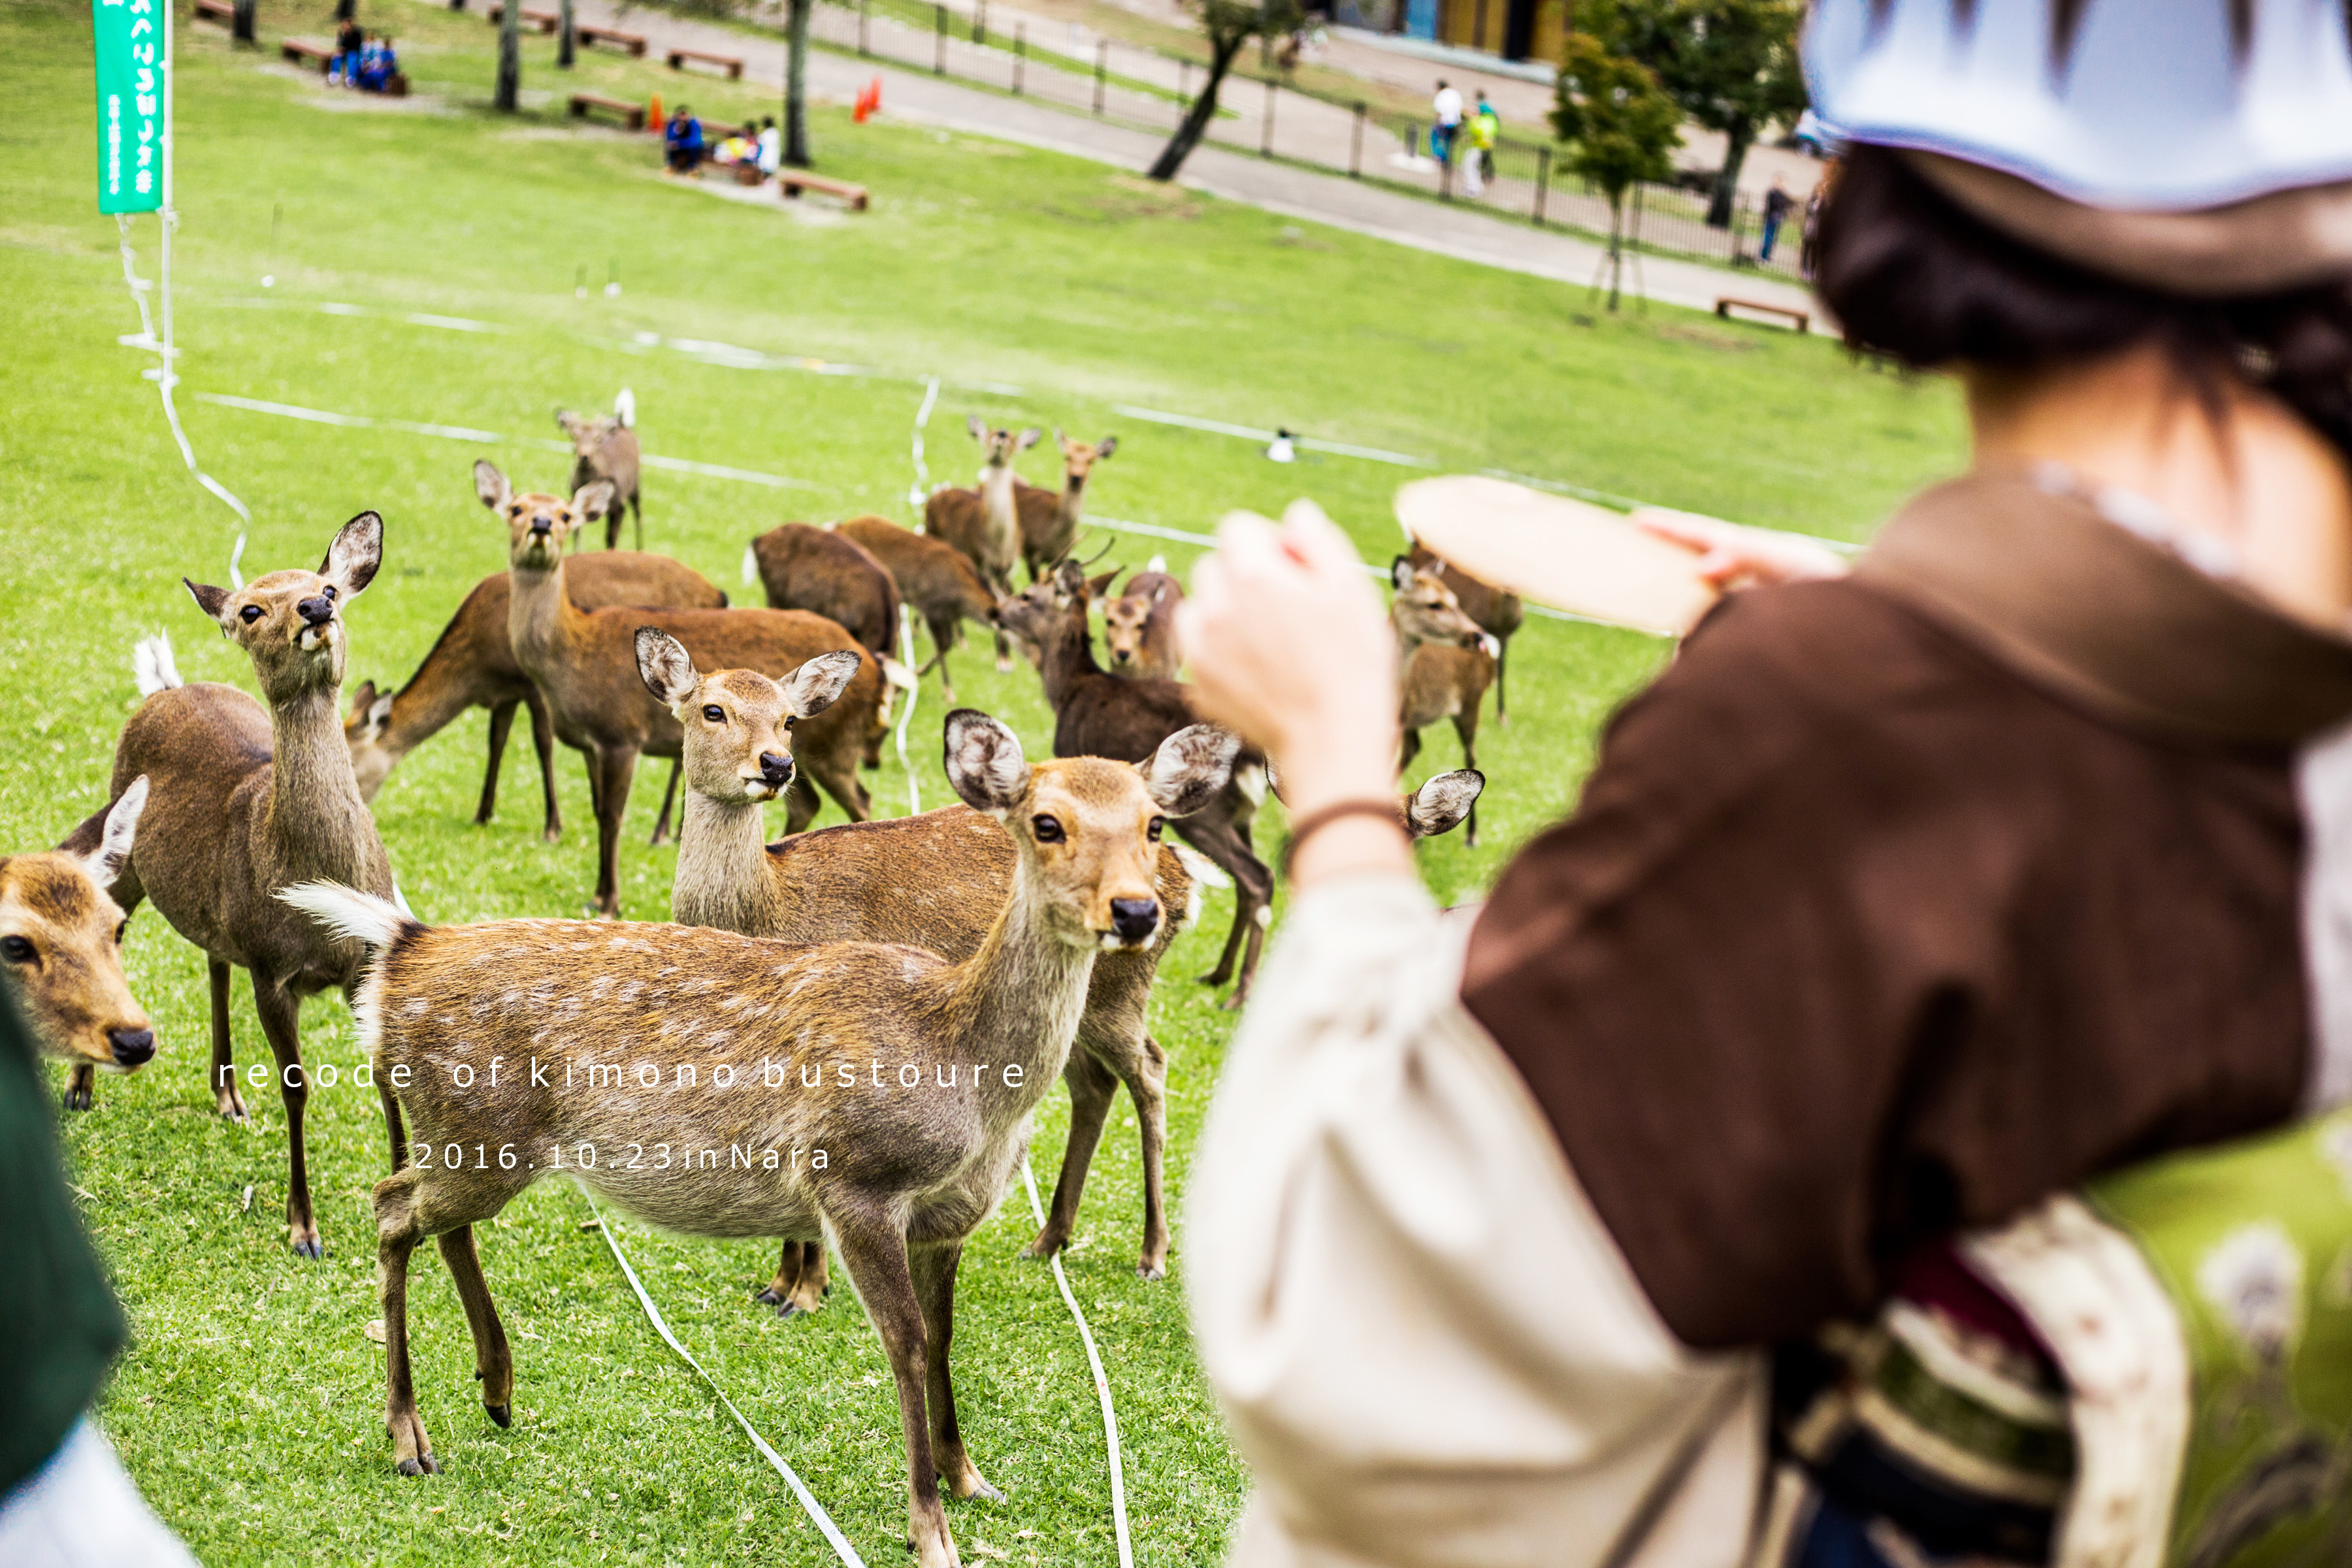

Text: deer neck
xmin=1056 ymin=472 xmax=1088 ymax=529
xmin=980 ymin=461 xmax=1019 ymax=529
xmin=267 ymin=685 xmax=384 ymax=886
xmin=672 ymin=790 xmax=787 ymax=936
xmin=1039 ymin=602 xmax=1102 ymax=710
xmin=507 ymin=557 xmax=589 ymax=686
xmin=935 ymin=864 xmax=1094 ymax=1126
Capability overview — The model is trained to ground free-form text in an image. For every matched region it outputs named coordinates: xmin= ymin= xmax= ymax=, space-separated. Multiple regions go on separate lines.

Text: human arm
xmin=1632 ymin=506 xmax=1852 ymax=591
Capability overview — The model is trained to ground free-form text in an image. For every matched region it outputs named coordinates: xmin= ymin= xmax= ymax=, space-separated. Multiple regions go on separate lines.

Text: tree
xmin=232 ymin=0 xmax=257 ymax=44
xmin=1612 ymin=0 xmax=1805 ymax=228
xmin=784 ymin=0 xmax=813 ymax=167
xmin=1147 ymin=0 xmax=1303 ymax=182
xmin=1551 ymin=26 xmax=1680 ymax=310
xmin=558 ymin=0 xmax=577 ymax=70
xmin=495 ymin=0 xmax=523 ymax=111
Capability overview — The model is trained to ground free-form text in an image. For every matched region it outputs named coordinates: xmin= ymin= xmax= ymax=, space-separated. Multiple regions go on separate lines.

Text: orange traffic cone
xmin=853 ymin=76 xmax=881 ymax=123
xmin=649 ymin=91 xmax=663 ymax=131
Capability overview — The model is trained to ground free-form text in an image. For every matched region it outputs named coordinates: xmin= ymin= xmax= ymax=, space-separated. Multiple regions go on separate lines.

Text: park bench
xmin=1714 ymin=296 xmax=1809 ymax=333
xmin=192 ymin=0 xmax=235 ymax=26
xmin=666 ymin=46 xmax=744 ymax=78
xmin=569 ymin=90 xmax=646 ymax=129
xmin=576 ymin=23 xmax=647 ymax=56
xmin=485 ymin=5 xmax=561 ymax=31
xmin=281 ymin=37 xmax=334 ymax=69
xmin=780 ymin=170 xmax=869 ymax=212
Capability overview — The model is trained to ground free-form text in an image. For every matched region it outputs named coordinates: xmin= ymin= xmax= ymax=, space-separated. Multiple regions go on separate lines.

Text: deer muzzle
xmin=297 ymin=596 xmax=337 ymax=649
xmin=1107 ymin=897 xmax=1160 ymax=949
xmin=107 ymin=1025 xmax=156 ymax=1068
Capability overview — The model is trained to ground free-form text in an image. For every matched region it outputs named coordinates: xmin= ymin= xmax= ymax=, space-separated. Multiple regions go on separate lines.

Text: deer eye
xmin=114 ymin=921 xmax=129 ymax=946
xmin=1147 ymin=817 xmax=1164 ymax=841
xmin=1032 ymin=815 xmax=1065 ymax=843
xmin=240 ymin=606 xmax=263 ymax=624
xmin=322 ymin=584 xmax=338 ymax=601
xmin=703 ymin=706 xmax=726 ymax=724
xmin=1 ymin=936 xmax=34 ymax=964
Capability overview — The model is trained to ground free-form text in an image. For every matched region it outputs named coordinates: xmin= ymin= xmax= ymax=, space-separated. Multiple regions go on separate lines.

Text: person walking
xmin=1471 ymin=90 xmax=1499 ymax=182
xmin=1760 ymin=172 xmax=1795 ymax=259
xmin=1429 ymin=78 xmax=1462 ymax=169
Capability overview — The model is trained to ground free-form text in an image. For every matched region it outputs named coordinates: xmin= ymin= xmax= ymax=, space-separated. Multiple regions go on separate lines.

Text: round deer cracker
xmin=1396 ymin=475 xmax=1720 ymax=637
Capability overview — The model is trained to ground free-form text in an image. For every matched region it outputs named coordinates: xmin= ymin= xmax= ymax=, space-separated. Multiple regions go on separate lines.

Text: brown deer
xmin=836 ymin=516 xmax=1003 ymax=703
xmin=280 ymin=714 xmax=1236 ymax=1568
xmin=926 ymin=420 xmax=1037 ymax=670
xmin=476 ymin=463 xmax=883 ymax=917
xmin=556 ymin=390 xmax=642 ymax=550
xmin=10 ymin=779 xmax=156 ymax=1110
xmin=995 ymin=560 xmax=1273 ymax=1009
xmin=1100 ymin=566 xmax=1183 ymax=679
xmin=1265 ymin=760 xmax=1486 ymax=844
xmin=746 ymin=522 xmax=916 ymax=770
xmin=61 ymin=514 xmax=395 ymax=1257
xmin=1390 ymin=559 xmax=1497 ymax=847
xmin=641 ymin=630 xmax=1201 ymax=1295
xmin=343 ymin=553 xmax=724 ymax=842
xmin=1406 ymin=541 xmax=1524 ymax=723
xmin=1013 ymin=432 xmax=1116 ymax=585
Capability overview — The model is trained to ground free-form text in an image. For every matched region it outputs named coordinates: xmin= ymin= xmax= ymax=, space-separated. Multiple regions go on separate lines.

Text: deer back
xmin=750 ymin=524 xmax=903 ymax=655
xmin=1401 ymin=643 xmax=1495 ymax=731
xmin=1407 ymin=543 xmax=1524 ymax=641
xmin=570 ymin=424 xmax=641 ymax=500
xmin=838 ymin=517 xmax=998 ymax=625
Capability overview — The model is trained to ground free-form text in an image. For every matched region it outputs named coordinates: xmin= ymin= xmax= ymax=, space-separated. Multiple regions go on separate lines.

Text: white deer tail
xmin=1147 ymin=553 xmax=1168 ymax=574
xmin=741 ymin=542 xmax=760 ymax=587
xmin=881 ymin=657 xmax=917 ymax=691
xmin=613 ymin=387 xmax=636 ymax=429
xmin=278 ymin=882 xmax=412 ymax=951
xmin=133 ymin=633 xmax=183 ymax=696
xmin=1170 ymin=843 xmax=1232 ymax=890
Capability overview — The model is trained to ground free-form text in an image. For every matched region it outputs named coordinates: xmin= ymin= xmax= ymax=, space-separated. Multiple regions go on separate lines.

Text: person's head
xmin=764 ymin=115 xmax=776 ymax=129
xmin=1436 ymin=78 xmax=1448 ymax=90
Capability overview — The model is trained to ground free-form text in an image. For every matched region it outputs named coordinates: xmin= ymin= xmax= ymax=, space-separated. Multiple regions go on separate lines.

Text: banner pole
xmin=158 ymin=0 xmax=172 ymax=390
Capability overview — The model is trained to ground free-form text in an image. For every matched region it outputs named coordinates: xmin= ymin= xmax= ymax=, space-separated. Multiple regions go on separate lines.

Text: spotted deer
xmin=836 ymin=516 xmax=1003 ymax=703
xmin=556 ymin=390 xmax=642 ymax=549
xmin=639 ymin=630 xmax=1200 ymax=1298
xmin=281 ymin=714 xmax=1237 ymax=1568
xmin=1405 ymin=542 xmax=1524 ymax=723
xmin=476 ymin=463 xmax=883 ymax=917
xmin=9 ymin=780 xmax=156 ymax=1109
xmin=1100 ymin=567 xmax=1183 ymax=679
xmin=1013 ymin=432 xmax=1116 ymax=585
xmin=344 ymin=553 xmax=724 ymax=843
xmin=1390 ymin=559 xmax=1497 ymax=846
xmin=61 ymin=515 xmax=395 ymax=1257
xmin=925 ymin=420 xmax=1037 ymax=670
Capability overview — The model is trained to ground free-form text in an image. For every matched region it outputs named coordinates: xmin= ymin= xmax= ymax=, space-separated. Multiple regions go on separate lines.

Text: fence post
xmin=858 ymin=0 xmax=868 ymax=56
xmin=1350 ymin=101 xmax=1365 ymax=176
xmin=1013 ymin=23 xmax=1024 ymax=91
xmin=1261 ymin=75 xmax=1275 ymax=157
xmin=1533 ymin=144 xmax=1550 ymax=225
xmin=934 ymin=3 xmax=945 ymax=73
xmin=1094 ymin=39 xmax=1106 ymax=113
xmin=973 ymin=0 xmax=985 ymax=47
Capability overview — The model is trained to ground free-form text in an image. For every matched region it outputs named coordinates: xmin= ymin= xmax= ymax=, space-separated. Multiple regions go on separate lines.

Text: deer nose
xmin=528 ymin=516 xmax=553 ymax=537
xmin=297 ymin=596 xmax=334 ymax=627
xmin=108 ymin=1026 xmax=155 ymax=1068
xmin=1109 ymin=898 xmax=1160 ymax=945
xmin=758 ymin=752 xmax=794 ymax=787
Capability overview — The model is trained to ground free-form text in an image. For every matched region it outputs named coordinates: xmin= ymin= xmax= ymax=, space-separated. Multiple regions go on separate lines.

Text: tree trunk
xmin=785 ymin=0 xmax=813 ymax=167
xmin=558 ymin=0 xmax=576 ymax=68
xmin=1605 ymin=192 xmax=1624 ymax=311
xmin=1147 ymin=33 xmax=1243 ymax=181
xmin=232 ymin=0 xmax=256 ymax=42
xmin=333 ymin=0 xmax=353 ymax=18
xmin=495 ymin=0 xmax=521 ymax=111
xmin=1705 ymin=115 xmax=1752 ymax=229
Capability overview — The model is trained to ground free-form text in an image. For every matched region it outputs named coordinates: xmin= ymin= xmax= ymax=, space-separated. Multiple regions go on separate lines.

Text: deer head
xmin=992 ymin=559 xmax=1120 ymax=651
xmin=555 ymin=408 xmax=627 ymax=461
xmin=634 ymin=631 xmax=862 ymax=805
xmin=943 ymin=711 xmax=1235 ymax=952
xmin=476 ymin=461 xmax=613 ymax=574
xmin=1102 ymin=572 xmax=1174 ymax=672
xmin=966 ymin=416 xmax=1041 ymax=470
xmin=1388 ymin=558 xmax=1488 ymax=652
xmin=1 ymin=779 xmax=155 ymax=1070
xmin=186 ymin=513 xmax=382 ymax=702
xmin=342 ymin=681 xmax=399 ymax=801
xmin=1053 ymin=431 xmax=1117 ymax=491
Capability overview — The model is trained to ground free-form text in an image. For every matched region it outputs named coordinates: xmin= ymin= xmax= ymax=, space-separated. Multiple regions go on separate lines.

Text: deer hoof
xmin=1019 ymin=1234 xmax=1066 ymax=1262
xmin=217 ymin=1092 xmax=250 ymax=1122
xmin=395 ymin=1454 xmax=439 ymax=1477
xmin=1135 ymin=1260 xmax=1167 ymax=1282
xmin=953 ymin=1473 xmax=1006 ymax=1504
xmin=289 ymin=1229 xmax=325 ymax=1260
xmin=542 ymin=826 xmax=563 ymax=845
xmin=1217 ymin=988 xmax=1249 ymax=1013
xmin=63 ymin=1085 xmax=93 ymax=1113
xmin=484 ymin=1403 xmax=512 ymax=1428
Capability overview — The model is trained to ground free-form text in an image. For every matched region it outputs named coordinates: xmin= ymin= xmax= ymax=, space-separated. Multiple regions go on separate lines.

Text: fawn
xmin=477 ymin=463 xmax=883 ymax=917
xmin=836 ymin=516 xmax=1003 ymax=703
xmin=995 ymin=559 xmax=1274 ymax=1009
xmin=642 ymin=630 xmax=1200 ymax=1290
xmin=1405 ymin=542 xmax=1523 ymax=724
xmin=63 ymin=515 xmax=395 ymax=1256
xmin=1100 ymin=567 xmax=1183 ymax=679
xmin=1390 ymin=559 xmax=1496 ymax=846
xmin=344 ymin=552 xmax=724 ymax=842
xmin=555 ymin=390 xmax=642 ymax=549
xmin=1012 ymin=432 xmax=1116 ymax=585
xmin=926 ymin=420 xmax=1037 ymax=670
xmin=282 ymin=714 xmax=1236 ymax=1568
xmin=10 ymin=779 xmax=155 ymax=1108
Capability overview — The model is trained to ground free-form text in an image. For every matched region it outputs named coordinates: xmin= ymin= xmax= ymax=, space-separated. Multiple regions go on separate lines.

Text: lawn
xmin=0 ymin=1 xmax=1964 ymax=1561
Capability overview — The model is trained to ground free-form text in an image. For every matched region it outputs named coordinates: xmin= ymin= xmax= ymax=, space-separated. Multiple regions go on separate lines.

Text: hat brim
xmin=1396 ymin=476 xmax=1720 ymax=638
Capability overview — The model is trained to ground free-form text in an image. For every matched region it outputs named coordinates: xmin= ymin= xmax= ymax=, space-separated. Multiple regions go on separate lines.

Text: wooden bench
xmin=666 ymin=46 xmax=744 ymax=78
xmin=1714 ymin=296 xmax=1809 ymax=333
xmin=281 ymin=36 xmax=334 ymax=69
xmin=568 ymin=90 xmax=645 ymax=129
xmin=576 ymin=23 xmax=647 ymax=56
xmin=192 ymin=0 xmax=235 ymax=25
xmin=485 ymin=5 xmax=560 ymax=31
xmin=779 ymin=170 xmax=869 ymax=212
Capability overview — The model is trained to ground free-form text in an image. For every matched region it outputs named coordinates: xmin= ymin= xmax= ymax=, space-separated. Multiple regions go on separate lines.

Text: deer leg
xmin=912 ymin=1238 xmax=1000 ymax=1504
xmin=253 ymin=977 xmax=321 ymax=1258
xmin=380 ymin=1077 xmax=409 ymax=1174
xmin=1399 ymin=727 xmax=1423 ymax=774
xmin=1026 ymin=1045 xmax=1117 ymax=1266
xmin=806 ymin=743 xmax=873 ymax=826
xmin=1128 ymin=1032 xmax=1171 ymax=1277
xmin=1222 ymin=850 xmax=1275 ymax=1011
xmin=1494 ymin=639 xmax=1509 ymax=726
xmin=829 ymin=1210 xmax=957 ymax=1567
xmin=924 ymin=616 xmax=959 ymax=704
xmin=63 ymin=1062 xmax=95 ymax=1113
xmin=476 ymin=699 xmax=519 ymax=826
xmin=591 ymin=747 xmax=636 ymax=919
xmin=605 ymin=500 xmax=623 ymax=551
xmin=630 ymin=492 xmax=643 ymax=553
xmin=210 ymin=958 xmax=246 ymax=1120
xmin=437 ymin=1224 xmax=515 ymax=1427
xmin=783 ymin=772 xmax=823 ymax=836
xmin=1454 ymin=715 xmax=1479 ymax=847
xmin=647 ymin=757 xmax=681 ymax=847
xmin=529 ymin=693 xmax=563 ymax=843
xmin=375 ymin=1170 xmax=437 ymax=1475
xmin=756 ymin=1241 xmax=828 ymax=1316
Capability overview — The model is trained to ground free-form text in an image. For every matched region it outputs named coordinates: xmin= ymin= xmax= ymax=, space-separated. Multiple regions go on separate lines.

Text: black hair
xmin=1813 ymin=142 xmax=2352 ymax=463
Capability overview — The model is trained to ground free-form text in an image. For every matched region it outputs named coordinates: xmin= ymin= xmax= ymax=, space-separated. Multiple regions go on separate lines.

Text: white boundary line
xmin=1019 ymin=1156 xmax=1134 ymax=1568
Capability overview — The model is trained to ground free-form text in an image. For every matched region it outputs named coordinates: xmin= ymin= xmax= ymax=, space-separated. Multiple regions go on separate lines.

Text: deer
xmin=555 ymin=389 xmax=642 ymax=550
xmin=836 ymin=516 xmax=1004 ymax=703
xmin=1264 ymin=759 xmax=1486 ymax=845
xmin=746 ymin=523 xmax=917 ymax=768
xmin=925 ymin=419 xmax=1037 ymax=670
xmin=476 ymin=463 xmax=883 ymax=917
xmin=9 ymin=779 xmax=156 ymax=1111
xmin=640 ymin=631 xmax=1202 ymax=1298
xmin=1013 ymin=432 xmax=1116 ymax=585
xmin=1100 ymin=566 xmax=1183 ymax=679
xmin=1405 ymin=541 xmax=1524 ymax=724
xmin=279 ymin=713 xmax=1237 ymax=1568
xmin=1390 ymin=559 xmax=1497 ymax=847
xmin=994 ymin=559 xmax=1274 ymax=1009
xmin=344 ymin=553 xmax=724 ymax=844
xmin=59 ymin=514 xmax=395 ymax=1258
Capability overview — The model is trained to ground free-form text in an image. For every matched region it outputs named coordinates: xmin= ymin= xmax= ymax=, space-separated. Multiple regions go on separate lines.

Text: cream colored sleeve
xmin=1184 ymin=874 xmax=1765 ymax=1568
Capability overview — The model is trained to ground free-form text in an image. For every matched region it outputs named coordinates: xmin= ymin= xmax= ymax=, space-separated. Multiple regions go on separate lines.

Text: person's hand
xmin=1633 ymin=506 xmax=1852 ymax=590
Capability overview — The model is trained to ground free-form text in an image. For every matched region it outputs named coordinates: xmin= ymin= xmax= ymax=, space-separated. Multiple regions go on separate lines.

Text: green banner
xmin=93 ymin=0 xmax=161 ymax=214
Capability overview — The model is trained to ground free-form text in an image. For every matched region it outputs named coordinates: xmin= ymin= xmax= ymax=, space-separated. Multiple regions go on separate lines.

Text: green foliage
xmin=1550 ymin=29 xmax=1681 ymax=207
xmin=1609 ymin=0 xmax=1806 ymax=221
xmin=1149 ymin=0 xmax=1305 ymax=179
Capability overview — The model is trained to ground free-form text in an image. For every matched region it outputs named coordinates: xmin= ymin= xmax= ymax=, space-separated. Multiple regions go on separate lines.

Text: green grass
xmin=0 ymin=1 xmax=1963 ymax=1561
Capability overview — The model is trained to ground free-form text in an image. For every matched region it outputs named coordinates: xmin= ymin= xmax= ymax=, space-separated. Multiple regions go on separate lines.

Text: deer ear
xmin=573 ymin=480 xmax=615 ymax=521
xmin=555 ymin=410 xmax=580 ymax=436
xmin=1017 ymin=427 xmax=1043 ymax=451
xmin=1263 ymin=755 xmax=1287 ymax=806
xmin=365 ymin=690 xmax=394 ymax=738
xmin=323 ymin=512 xmax=384 ymax=597
xmin=781 ymin=649 xmax=862 ymax=719
xmin=1139 ymin=725 xmax=1239 ymax=817
xmin=1086 ymin=568 xmax=1120 ymax=603
xmin=346 ymin=680 xmax=380 ymax=727
xmin=1096 ymin=435 xmax=1117 ymax=459
xmin=635 ymin=629 xmax=702 ymax=710
xmin=475 ymin=461 xmax=512 ymax=512
xmin=966 ymin=414 xmax=985 ymax=440
xmin=1405 ymin=770 xmax=1483 ymax=840
xmin=1053 ymin=559 xmax=1088 ymax=600
xmin=184 ymin=578 xmax=232 ymax=625
xmin=82 ymin=776 xmax=148 ymax=891
xmin=943 ymin=710 xmax=1030 ymax=816
xmin=1390 ymin=555 xmax=1414 ymax=593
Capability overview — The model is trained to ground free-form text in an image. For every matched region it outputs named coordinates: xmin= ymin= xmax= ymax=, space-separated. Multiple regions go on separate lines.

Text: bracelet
xmin=1280 ymin=798 xmax=1408 ymax=877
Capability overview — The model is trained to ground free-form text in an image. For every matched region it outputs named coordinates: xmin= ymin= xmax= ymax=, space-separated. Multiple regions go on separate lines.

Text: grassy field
xmin=0 ymin=1 xmax=1963 ymax=1561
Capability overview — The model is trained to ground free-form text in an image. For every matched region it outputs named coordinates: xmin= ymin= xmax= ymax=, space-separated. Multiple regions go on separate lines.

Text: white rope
xmin=583 ymin=1193 xmax=867 ymax=1567
xmin=1019 ymin=1156 xmax=1133 ymax=1568
xmin=894 ymin=606 xmax=922 ymax=816
xmin=116 ymin=216 xmax=252 ymax=586
xmin=907 ymin=375 xmax=940 ymax=509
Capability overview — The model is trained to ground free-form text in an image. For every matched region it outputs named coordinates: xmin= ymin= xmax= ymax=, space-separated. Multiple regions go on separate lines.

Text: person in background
xmin=757 ymin=115 xmax=781 ymax=178
xmin=1760 ymin=172 xmax=1795 ymax=260
xmin=663 ymin=105 xmax=705 ymax=177
xmin=0 ymin=992 xmax=195 ymax=1567
xmin=1471 ymin=90 xmax=1499 ymax=182
xmin=330 ymin=14 xmax=362 ymax=87
xmin=1799 ymin=169 xmax=1829 ymax=280
xmin=358 ymin=33 xmax=398 ymax=93
xmin=1429 ymin=78 xmax=1462 ymax=169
